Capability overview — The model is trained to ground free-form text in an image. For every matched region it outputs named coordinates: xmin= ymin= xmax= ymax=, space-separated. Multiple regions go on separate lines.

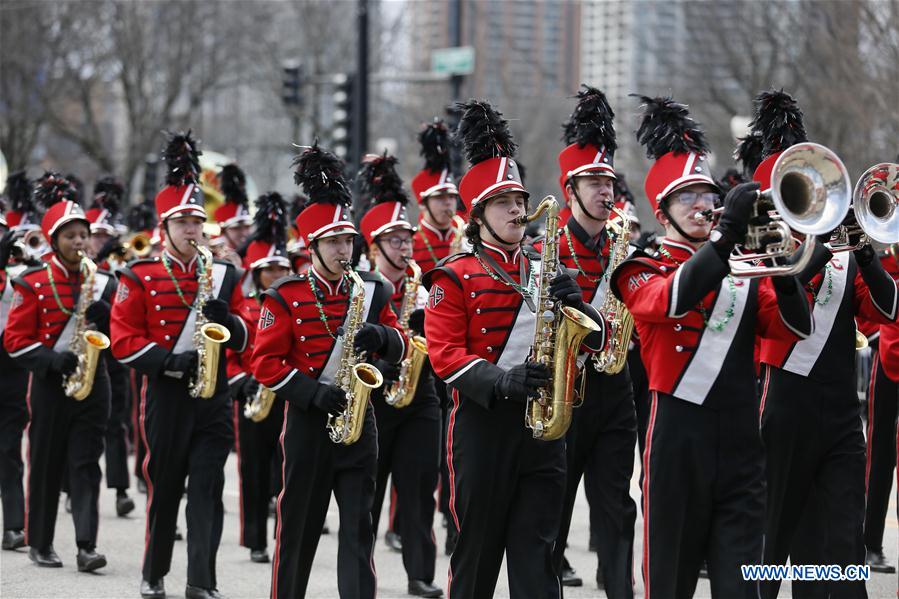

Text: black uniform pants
xmin=234 ymin=396 xmax=284 ymax=551
xmin=0 ymin=363 xmax=28 ymax=532
xmin=140 ymin=376 xmax=233 ymax=589
xmin=447 ymin=392 xmax=566 ymax=599
xmin=105 ymin=358 xmax=131 ymax=490
xmin=371 ymin=397 xmax=440 ymax=583
xmin=271 ymin=402 xmax=377 ymax=599
xmin=25 ymin=370 xmax=109 ymax=551
xmin=132 ymin=369 xmax=146 ymax=485
xmin=554 ymin=364 xmax=636 ymax=599
xmin=863 ymin=350 xmax=898 ymax=554
xmin=433 ymin=376 xmax=454 ymax=528
xmin=643 ymin=393 xmax=764 ymax=599
xmin=759 ymin=366 xmax=866 ymax=599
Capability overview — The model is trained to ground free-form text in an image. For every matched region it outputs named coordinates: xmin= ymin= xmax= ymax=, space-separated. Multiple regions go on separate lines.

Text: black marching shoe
xmin=2 ymin=529 xmax=25 ymax=550
xmin=29 ymin=546 xmax=63 ymax=567
xmin=140 ymin=578 xmax=165 ymax=599
xmin=185 ymin=584 xmax=225 ymax=599
xmin=560 ymin=556 xmax=583 ymax=587
xmin=866 ymin=549 xmax=897 ymax=573
xmin=408 ymin=579 xmax=444 ymax=598
xmin=174 ymin=525 xmax=183 ymax=541
xmin=250 ymin=549 xmax=269 ymax=563
xmin=77 ymin=548 xmax=107 ymax=572
xmin=116 ymin=493 xmax=136 ymax=517
xmin=385 ymin=530 xmax=403 ymax=552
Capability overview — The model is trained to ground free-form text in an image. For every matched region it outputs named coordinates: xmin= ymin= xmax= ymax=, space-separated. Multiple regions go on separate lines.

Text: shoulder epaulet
xmin=356 ymin=270 xmax=386 ymax=284
xmin=127 ymin=257 xmax=161 ymax=270
xmin=435 ymin=251 xmax=471 ymax=268
xmin=11 ymin=265 xmax=44 ymax=290
xmin=268 ymin=273 xmax=306 ymax=291
xmin=422 ymin=253 xmax=473 ymax=291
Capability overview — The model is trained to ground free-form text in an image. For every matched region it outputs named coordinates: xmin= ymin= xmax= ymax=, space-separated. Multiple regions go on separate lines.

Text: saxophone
xmin=383 ymin=259 xmax=428 ymax=408
xmin=243 ymin=385 xmax=276 ymax=422
xmin=590 ymin=206 xmax=635 ymax=375
xmin=188 ymin=240 xmax=231 ymax=399
xmin=521 ymin=197 xmax=601 ymax=440
xmin=64 ymin=251 xmax=111 ymax=401
xmin=449 ymin=214 xmax=467 ymax=255
xmin=327 ymin=264 xmax=384 ymax=445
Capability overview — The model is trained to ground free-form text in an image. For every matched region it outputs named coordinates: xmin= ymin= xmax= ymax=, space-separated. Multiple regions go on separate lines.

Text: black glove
xmin=854 ymin=244 xmax=876 ymax=268
xmin=379 ymin=361 xmax=401 ymax=384
xmin=240 ymin=376 xmax=261 ymax=398
xmin=354 ymin=323 xmax=387 ymax=354
xmin=201 ymin=298 xmax=230 ymax=325
xmin=0 ymin=230 xmax=15 ymax=270
xmin=85 ymin=300 xmax=111 ymax=329
xmin=311 ymin=384 xmax=347 ymax=415
xmin=407 ymin=309 xmax=425 ymax=337
xmin=713 ymin=181 xmax=759 ymax=246
xmin=494 ymin=362 xmax=550 ymax=403
xmin=161 ymin=351 xmax=198 ymax=380
xmin=549 ymin=272 xmax=583 ymax=308
xmin=50 ymin=351 xmax=79 ymax=376
xmin=96 ymin=237 xmax=124 ymax=263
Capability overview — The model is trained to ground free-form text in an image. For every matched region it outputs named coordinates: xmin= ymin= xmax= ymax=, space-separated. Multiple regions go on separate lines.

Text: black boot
xmin=185 ymin=584 xmax=225 ymax=599
xmin=140 ymin=578 xmax=165 ymax=599
xmin=116 ymin=490 xmax=136 ymax=517
xmin=250 ymin=548 xmax=269 ymax=563
xmin=28 ymin=546 xmax=63 ymax=567
xmin=560 ymin=556 xmax=583 ymax=587
xmin=2 ymin=530 xmax=25 ymax=550
xmin=385 ymin=530 xmax=403 ymax=552
xmin=408 ymin=579 xmax=444 ymax=598
xmin=866 ymin=549 xmax=897 ymax=574
xmin=76 ymin=547 xmax=107 ymax=572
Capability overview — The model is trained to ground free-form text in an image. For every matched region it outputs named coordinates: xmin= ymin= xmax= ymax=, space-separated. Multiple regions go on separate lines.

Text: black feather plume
xmin=358 ymin=151 xmax=409 ymax=207
xmin=562 ymin=85 xmax=616 ymax=151
xmin=734 ymin=131 xmax=765 ymax=176
xmin=5 ymin=171 xmax=33 ymax=214
xmin=92 ymin=176 xmax=125 ymax=214
xmin=162 ymin=130 xmax=202 ymax=186
xmin=751 ymin=89 xmax=807 ymax=156
xmin=219 ymin=163 xmax=248 ymax=206
xmin=253 ymin=192 xmax=288 ymax=247
xmin=455 ymin=100 xmax=517 ymax=165
xmin=65 ymin=174 xmax=84 ymax=205
xmin=632 ymin=95 xmax=709 ymax=159
xmin=419 ymin=119 xmax=452 ymax=173
xmin=34 ymin=172 xmax=79 ymax=209
xmin=127 ymin=199 xmax=157 ymax=233
xmin=291 ymin=141 xmax=352 ymax=207
xmin=289 ymin=194 xmax=306 ymax=223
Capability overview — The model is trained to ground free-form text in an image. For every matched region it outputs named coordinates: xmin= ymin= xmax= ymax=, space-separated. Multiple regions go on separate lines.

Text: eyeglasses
xmin=671 ymin=191 xmax=719 ymax=207
xmin=383 ymin=237 xmax=414 ymax=249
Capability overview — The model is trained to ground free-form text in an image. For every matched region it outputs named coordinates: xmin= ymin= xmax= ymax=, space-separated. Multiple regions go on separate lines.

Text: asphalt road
xmin=1 ymin=451 xmax=896 ymax=598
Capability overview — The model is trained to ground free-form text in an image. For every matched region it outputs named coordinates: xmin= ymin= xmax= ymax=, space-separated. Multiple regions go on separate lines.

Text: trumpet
xmin=694 ymin=142 xmax=851 ymax=278
xmin=838 ymin=163 xmax=899 ymax=248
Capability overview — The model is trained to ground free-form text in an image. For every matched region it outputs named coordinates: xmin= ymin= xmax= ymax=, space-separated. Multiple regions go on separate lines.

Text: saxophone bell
xmin=63 ymin=252 xmax=111 ymax=401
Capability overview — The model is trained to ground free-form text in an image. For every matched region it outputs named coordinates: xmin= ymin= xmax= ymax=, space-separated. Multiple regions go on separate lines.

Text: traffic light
xmin=282 ymin=63 xmax=303 ymax=107
xmin=332 ymin=73 xmax=355 ymax=159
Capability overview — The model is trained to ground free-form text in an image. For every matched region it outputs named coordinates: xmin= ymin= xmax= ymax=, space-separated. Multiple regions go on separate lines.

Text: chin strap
xmin=310 ymin=240 xmax=337 ymax=276
xmin=162 ymin=220 xmax=192 ymax=258
xmin=568 ymin=180 xmax=605 ymax=222
xmin=374 ymin=239 xmax=406 ymax=271
xmin=660 ymin=201 xmax=707 ymax=244
xmin=481 ymin=214 xmax=522 ymax=247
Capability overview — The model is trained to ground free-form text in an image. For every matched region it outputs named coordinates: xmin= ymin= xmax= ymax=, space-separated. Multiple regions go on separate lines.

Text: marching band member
xmin=110 ymin=132 xmax=249 ymax=599
xmin=862 ymin=245 xmax=899 ymax=573
xmin=251 ymin=143 xmax=406 ymax=599
xmin=0 ymin=172 xmax=34 ymax=552
xmin=212 ymin=163 xmax=253 ymax=269
xmin=423 ymin=100 xmax=606 ymax=598
xmin=358 ymin=153 xmax=443 ymax=598
xmin=84 ymin=177 xmax=136 ymax=518
xmin=548 ymin=86 xmax=637 ymax=596
xmin=609 ymin=96 xmax=813 ymax=598
xmin=751 ymin=91 xmax=898 ymax=599
xmin=3 ymin=174 xmax=116 ymax=571
xmin=229 ymin=192 xmax=291 ymax=564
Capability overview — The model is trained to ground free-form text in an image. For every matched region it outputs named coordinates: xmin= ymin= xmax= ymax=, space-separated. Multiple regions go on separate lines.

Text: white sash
xmin=173 ymin=263 xmax=228 ymax=353
xmin=318 ymin=280 xmax=376 ymax=385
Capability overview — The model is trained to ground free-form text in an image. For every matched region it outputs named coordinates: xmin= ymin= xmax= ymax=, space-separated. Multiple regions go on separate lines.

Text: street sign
xmin=432 ymin=46 xmax=475 ymax=76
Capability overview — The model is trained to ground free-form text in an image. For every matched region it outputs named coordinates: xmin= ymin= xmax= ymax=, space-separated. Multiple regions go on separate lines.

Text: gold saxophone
xmin=384 ymin=259 xmax=428 ymax=408
xmin=448 ymin=214 xmax=467 ymax=255
xmin=521 ymin=196 xmax=601 ymax=440
xmin=188 ymin=240 xmax=231 ymax=399
xmin=64 ymin=251 xmax=111 ymax=401
xmin=327 ymin=264 xmax=384 ymax=445
xmin=243 ymin=384 xmax=276 ymax=422
xmin=590 ymin=206 xmax=635 ymax=375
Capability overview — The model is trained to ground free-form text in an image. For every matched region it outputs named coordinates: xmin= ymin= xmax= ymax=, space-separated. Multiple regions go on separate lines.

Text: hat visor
xmin=48 ymin=215 xmax=90 ymax=237
xmin=163 ymin=206 xmax=208 ymax=221
xmin=659 ymin=175 xmax=720 ymax=202
xmin=251 ymin=255 xmax=292 ymax=270
xmin=473 ymin=182 xmax=530 ymax=209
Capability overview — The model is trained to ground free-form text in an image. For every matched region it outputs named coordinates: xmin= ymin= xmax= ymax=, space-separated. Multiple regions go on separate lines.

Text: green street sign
xmin=432 ymin=46 xmax=475 ymax=76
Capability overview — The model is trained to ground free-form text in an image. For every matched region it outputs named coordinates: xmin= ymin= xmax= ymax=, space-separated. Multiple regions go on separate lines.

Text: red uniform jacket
xmin=109 ymin=252 xmax=248 ymax=378
xmin=4 ymin=255 xmax=116 ymax=377
xmin=412 ymin=218 xmax=459 ymax=274
xmin=226 ymin=293 xmax=261 ymax=387
xmin=857 ymin=250 xmax=899 ymax=341
xmin=879 ymin=321 xmax=899 ymax=382
xmin=611 ymin=238 xmax=812 ymax=409
xmin=250 ymin=267 xmax=406 ymax=411
xmin=423 ymin=242 xmax=607 ymax=409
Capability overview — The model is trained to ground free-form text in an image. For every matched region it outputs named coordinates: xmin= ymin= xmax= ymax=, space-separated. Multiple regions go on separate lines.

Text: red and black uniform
xmin=758 ymin=242 xmax=898 ymax=599
xmin=369 ymin=269 xmax=441 ymax=587
xmin=861 ymin=249 xmax=899 ymax=561
xmin=3 ymin=256 xmax=116 ymax=553
xmin=541 ymin=218 xmax=637 ymax=598
xmin=413 ymin=219 xmax=459 ymax=275
xmin=0 ymin=264 xmax=30 ymax=540
xmin=252 ymin=267 xmax=405 ymax=599
xmin=110 ymin=252 xmax=248 ymax=589
xmin=610 ymin=238 xmax=813 ymax=599
xmin=425 ymin=241 xmax=606 ymax=598
xmin=227 ymin=291 xmax=285 ymax=555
